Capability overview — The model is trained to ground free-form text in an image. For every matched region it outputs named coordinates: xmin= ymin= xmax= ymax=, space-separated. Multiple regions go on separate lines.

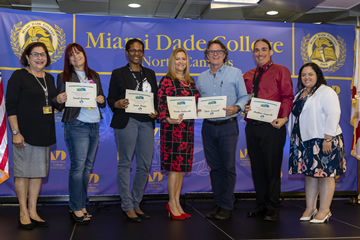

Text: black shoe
xmin=247 ymin=207 xmax=266 ymax=217
xmin=18 ymin=218 xmax=35 ymax=230
xmin=214 ymin=208 xmax=232 ymax=220
xmin=30 ymin=218 xmax=49 ymax=227
xmin=263 ymin=209 xmax=279 ymax=222
xmin=70 ymin=211 xmax=90 ymax=224
xmin=136 ymin=212 xmax=151 ymax=219
xmin=206 ymin=205 xmax=221 ymax=219
xmin=123 ymin=211 xmax=142 ymax=223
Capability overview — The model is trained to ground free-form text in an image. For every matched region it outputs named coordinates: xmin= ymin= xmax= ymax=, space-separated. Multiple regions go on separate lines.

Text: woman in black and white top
xmin=6 ymin=42 xmax=61 ymax=230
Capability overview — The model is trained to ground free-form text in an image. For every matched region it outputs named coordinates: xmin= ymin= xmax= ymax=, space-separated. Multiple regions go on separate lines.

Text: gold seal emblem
xmin=10 ymin=21 xmax=66 ymax=63
xmin=301 ymin=32 xmax=346 ymax=73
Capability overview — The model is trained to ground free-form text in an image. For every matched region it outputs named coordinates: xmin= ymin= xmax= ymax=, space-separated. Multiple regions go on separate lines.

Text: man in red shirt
xmin=243 ymin=38 xmax=294 ymax=221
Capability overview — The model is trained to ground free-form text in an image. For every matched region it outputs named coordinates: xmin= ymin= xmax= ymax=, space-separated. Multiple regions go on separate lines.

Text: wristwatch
xmin=236 ymin=105 xmax=241 ymax=113
xmin=12 ymin=129 xmax=19 ymax=135
xmin=325 ymin=138 xmax=332 ymax=142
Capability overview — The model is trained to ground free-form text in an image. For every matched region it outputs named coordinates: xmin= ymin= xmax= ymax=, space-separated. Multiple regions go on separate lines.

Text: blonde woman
xmin=158 ymin=48 xmax=200 ymax=220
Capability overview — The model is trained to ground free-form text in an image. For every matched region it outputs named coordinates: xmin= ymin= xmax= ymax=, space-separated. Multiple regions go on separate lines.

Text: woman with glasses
xmin=107 ymin=38 xmax=158 ymax=222
xmin=54 ymin=43 xmax=106 ymax=224
xmin=158 ymin=48 xmax=200 ymax=220
xmin=6 ymin=42 xmax=61 ymax=230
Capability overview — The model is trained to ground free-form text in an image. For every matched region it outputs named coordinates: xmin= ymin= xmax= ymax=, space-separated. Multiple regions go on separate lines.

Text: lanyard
xmin=251 ymin=61 xmax=273 ymax=95
xmin=127 ymin=64 xmax=147 ymax=91
xmin=30 ymin=69 xmax=49 ymax=106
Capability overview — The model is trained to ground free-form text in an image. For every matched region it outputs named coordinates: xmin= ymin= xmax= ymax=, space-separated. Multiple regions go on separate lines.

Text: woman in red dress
xmin=158 ymin=48 xmax=200 ymax=220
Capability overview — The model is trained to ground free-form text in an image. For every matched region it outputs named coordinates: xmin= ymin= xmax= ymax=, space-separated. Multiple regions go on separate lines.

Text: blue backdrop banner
xmin=0 ymin=8 xmax=356 ymax=197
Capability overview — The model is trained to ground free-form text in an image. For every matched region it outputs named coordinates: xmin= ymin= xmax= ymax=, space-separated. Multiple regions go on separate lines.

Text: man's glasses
xmin=30 ymin=52 xmax=47 ymax=58
xmin=128 ymin=49 xmax=144 ymax=54
xmin=208 ymin=50 xmax=225 ymax=56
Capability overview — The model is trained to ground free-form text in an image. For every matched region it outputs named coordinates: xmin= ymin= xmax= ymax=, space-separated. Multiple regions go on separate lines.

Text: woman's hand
xmin=13 ymin=133 xmax=25 ymax=149
xmin=322 ymin=140 xmax=332 ymax=155
xmin=57 ymin=92 xmax=67 ymax=104
xmin=149 ymin=110 xmax=158 ymax=119
xmin=96 ymin=95 xmax=105 ymax=104
xmin=166 ymin=114 xmax=183 ymax=124
xmin=115 ymin=99 xmax=129 ymax=109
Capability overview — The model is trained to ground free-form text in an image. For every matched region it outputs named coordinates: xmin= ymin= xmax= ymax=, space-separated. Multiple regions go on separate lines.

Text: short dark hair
xmin=253 ymin=38 xmax=272 ymax=51
xmin=125 ymin=38 xmax=144 ymax=52
xmin=297 ymin=62 xmax=327 ymax=94
xmin=204 ymin=39 xmax=228 ymax=63
xmin=20 ymin=42 xmax=51 ymax=67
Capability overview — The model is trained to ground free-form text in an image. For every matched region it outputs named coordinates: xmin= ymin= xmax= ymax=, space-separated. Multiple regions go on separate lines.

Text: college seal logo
xmin=10 ymin=21 xmax=66 ymax=63
xmin=301 ymin=32 xmax=346 ymax=73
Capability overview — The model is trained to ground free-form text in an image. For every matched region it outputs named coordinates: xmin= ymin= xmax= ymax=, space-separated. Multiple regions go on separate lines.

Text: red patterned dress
xmin=157 ymin=76 xmax=200 ymax=172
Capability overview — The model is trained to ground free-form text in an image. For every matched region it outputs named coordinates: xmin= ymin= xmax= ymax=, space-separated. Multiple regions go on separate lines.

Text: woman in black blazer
xmin=107 ymin=39 xmax=158 ymax=222
xmin=55 ymin=43 xmax=106 ymax=224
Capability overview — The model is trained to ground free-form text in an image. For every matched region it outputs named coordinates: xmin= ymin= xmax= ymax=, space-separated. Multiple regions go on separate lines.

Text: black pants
xmin=245 ymin=122 xmax=286 ymax=210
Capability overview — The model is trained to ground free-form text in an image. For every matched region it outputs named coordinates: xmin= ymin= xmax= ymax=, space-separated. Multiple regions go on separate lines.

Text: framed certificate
xmin=65 ymin=82 xmax=97 ymax=108
xmin=125 ymin=89 xmax=154 ymax=114
xmin=247 ymin=97 xmax=281 ymax=123
xmin=197 ymin=96 xmax=227 ymax=119
xmin=167 ymin=96 xmax=197 ymax=120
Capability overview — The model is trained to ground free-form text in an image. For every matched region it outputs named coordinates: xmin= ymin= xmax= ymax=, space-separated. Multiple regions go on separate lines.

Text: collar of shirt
xmin=259 ymin=59 xmax=272 ymax=71
xmin=207 ymin=63 xmax=226 ymax=76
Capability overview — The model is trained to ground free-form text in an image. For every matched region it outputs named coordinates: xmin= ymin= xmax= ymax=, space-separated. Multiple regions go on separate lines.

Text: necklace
xmin=30 ymin=68 xmax=49 ymax=106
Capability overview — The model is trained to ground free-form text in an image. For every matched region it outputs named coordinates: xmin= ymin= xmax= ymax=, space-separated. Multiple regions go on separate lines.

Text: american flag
xmin=0 ymin=73 xmax=9 ymax=183
xmin=351 ymin=18 xmax=360 ymax=160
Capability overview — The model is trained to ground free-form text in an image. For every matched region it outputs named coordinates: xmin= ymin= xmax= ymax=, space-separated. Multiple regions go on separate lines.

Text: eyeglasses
xmin=208 ymin=50 xmax=225 ymax=56
xmin=30 ymin=52 xmax=47 ymax=58
xmin=128 ymin=49 xmax=144 ymax=54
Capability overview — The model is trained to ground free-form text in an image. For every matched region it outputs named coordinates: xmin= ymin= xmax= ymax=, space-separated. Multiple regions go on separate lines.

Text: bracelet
xmin=325 ymin=138 xmax=332 ymax=142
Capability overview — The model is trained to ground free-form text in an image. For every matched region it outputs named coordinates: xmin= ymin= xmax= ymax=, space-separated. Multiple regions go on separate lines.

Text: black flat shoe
xmin=70 ymin=211 xmax=90 ymax=224
xmin=263 ymin=209 xmax=279 ymax=222
xmin=214 ymin=208 xmax=232 ymax=220
xmin=18 ymin=218 xmax=35 ymax=230
xmin=206 ymin=205 xmax=221 ymax=219
xmin=123 ymin=211 xmax=142 ymax=223
xmin=247 ymin=207 xmax=267 ymax=217
xmin=136 ymin=212 xmax=151 ymax=219
xmin=30 ymin=218 xmax=49 ymax=227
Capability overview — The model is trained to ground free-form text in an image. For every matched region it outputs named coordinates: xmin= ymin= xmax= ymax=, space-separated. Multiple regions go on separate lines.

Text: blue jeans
xmin=202 ymin=120 xmax=239 ymax=210
xmin=65 ymin=120 xmax=99 ymax=211
xmin=114 ymin=118 xmax=154 ymax=212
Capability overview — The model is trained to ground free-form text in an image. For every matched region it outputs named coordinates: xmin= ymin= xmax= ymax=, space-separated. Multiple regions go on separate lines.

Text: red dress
xmin=157 ymin=76 xmax=200 ymax=172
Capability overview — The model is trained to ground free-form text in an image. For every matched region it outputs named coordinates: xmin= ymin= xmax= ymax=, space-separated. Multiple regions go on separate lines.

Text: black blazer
xmin=107 ymin=65 xmax=158 ymax=129
xmin=53 ymin=72 xmax=106 ymax=122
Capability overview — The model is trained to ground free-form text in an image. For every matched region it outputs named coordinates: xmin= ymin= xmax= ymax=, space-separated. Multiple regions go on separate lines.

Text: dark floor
xmin=1 ymin=199 xmax=360 ymax=240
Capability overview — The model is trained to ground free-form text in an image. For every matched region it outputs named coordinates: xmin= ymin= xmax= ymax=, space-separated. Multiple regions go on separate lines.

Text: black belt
xmin=204 ymin=117 xmax=236 ymax=125
xmin=248 ymin=120 xmax=265 ymax=126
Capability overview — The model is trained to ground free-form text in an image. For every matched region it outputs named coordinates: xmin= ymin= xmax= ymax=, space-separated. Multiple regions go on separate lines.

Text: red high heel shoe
xmin=182 ymin=213 xmax=191 ymax=219
xmin=166 ymin=203 xmax=185 ymax=220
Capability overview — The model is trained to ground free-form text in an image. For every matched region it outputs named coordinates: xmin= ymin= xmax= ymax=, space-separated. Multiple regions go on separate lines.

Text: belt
xmin=204 ymin=117 xmax=236 ymax=125
xmin=248 ymin=120 xmax=265 ymax=126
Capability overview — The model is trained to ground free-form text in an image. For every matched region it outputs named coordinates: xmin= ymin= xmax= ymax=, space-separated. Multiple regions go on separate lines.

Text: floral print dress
xmin=158 ymin=76 xmax=200 ymax=172
xmin=288 ymin=95 xmax=346 ymax=177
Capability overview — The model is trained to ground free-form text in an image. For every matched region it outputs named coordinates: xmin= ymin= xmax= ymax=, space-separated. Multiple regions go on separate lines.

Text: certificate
xmin=197 ymin=96 xmax=227 ymax=119
xmin=167 ymin=96 xmax=197 ymax=120
xmin=247 ymin=97 xmax=280 ymax=123
xmin=65 ymin=82 xmax=97 ymax=108
xmin=125 ymin=89 xmax=154 ymax=114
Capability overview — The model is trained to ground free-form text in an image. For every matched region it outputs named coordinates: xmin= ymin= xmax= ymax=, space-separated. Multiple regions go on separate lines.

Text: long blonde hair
xmin=167 ymin=48 xmax=194 ymax=84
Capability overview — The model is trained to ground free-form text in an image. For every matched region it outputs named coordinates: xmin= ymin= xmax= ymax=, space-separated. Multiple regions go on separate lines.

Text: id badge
xmin=249 ymin=93 xmax=254 ymax=100
xmin=43 ymin=106 xmax=53 ymax=114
